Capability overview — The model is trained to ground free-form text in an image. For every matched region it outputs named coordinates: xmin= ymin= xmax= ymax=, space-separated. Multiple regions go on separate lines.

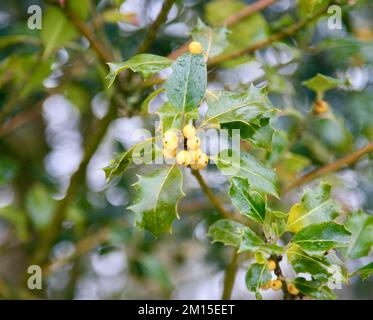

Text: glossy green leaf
xmin=263 ymin=210 xmax=288 ymax=241
xmin=221 ymin=118 xmax=274 ymax=150
xmin=128 ymin=166 xmax=185 ymax=237
xmin=245 ymin=263 xmax=271 ymax=298
xmin=142 ymin=87 xmax=165 ymax=114
xmin=204 ymin=85 xmax=273 ymax=126
xmin=216 ymin=150 xmax=280 ymax=198
xmin=292 ymin=222 xmax=351 ymax=252
xmin=239 ymin=226 xmax=283 ymax=254
xmin=293 ymin=277 xmax=336 ymax=300
xmin=207 ymin=219 xmax=244 ymax=247
xmin=229 ymin=177 xmax=266 ymax=224
xmin=192 ymin=18 xmax=228 ymax=58
xmin=156 ymin=103 xmax=199 ymax=132
xmin=41 ymin=6 xmax=78 ymax=59
xmin=286 ymin=183 xmax=340 ymax=233
xmin=107 ymin=54 xmax=171 ymax=87
xmin=104 ymin=138 xmax=155 ymax=182
xmin=287 ymin=244 xmax=332 ymax=281
xmin=344 ymin=210 xmax=373 ymax=260
xmin=165 ymin=53 xmax=207 ymax=113
xmin=355 ymin=262 xmax=373 ymax=281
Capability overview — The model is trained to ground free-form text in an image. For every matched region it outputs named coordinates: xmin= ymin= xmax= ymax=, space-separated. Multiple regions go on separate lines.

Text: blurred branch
xmin=44 ymin=228 xmax=109 ymax=277
xmin=167 ymin=0 xmax=277 ymax=60
xmin=208 ymin=3 xmax=331 ymax=67
xmin=221 ymin=250 xmax=238 ymax=300
xmin=137 ymin=0 xmax=175 ymax=54
xmin=285 ymin=142 xmax=373 ymax=192
xmin=190 ymin=170 xmax=248 ymax=225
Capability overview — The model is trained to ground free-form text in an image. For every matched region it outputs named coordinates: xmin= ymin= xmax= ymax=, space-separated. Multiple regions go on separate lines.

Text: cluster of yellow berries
xmin=163 ymin=124 xmax=209 ymax=170
xmin=260 ymin=259 xmax=300 ymax=295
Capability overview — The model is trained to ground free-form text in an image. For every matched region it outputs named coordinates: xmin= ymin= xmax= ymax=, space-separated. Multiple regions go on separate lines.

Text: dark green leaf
xmin=292 ymin=222 xmax=351 ymax=252
xmin=204 ymin=85 xmax=273 ymax=127
xmin=207 ymin=219 xmax=244 ymax=247
xmin=216 ymin=150 xmax=280 ymax=198
xmin=293 ymin=277 xmax=336 ymax=300
xmin=287 ymin=244 xmax=332 ymax=281
xmin=165 ymin=53 xmax=207 ymax=113
xmin=107 ymin=54 xmax=171 ymax=87
xmin=344 ymin=210 xmax=373 ymax=259
xmin=128 ymin=166 xmax=185 ymax=237
xmin=355 ymin=262 xmax=373 ymax=281
xmin=263 ymin=210 xmax=288 ymax=241
xmin=239 ymin=226 xmax=283 ymax=254
xmin=245 ymin=263 xmax=271 ymax=297
xmin=229 ymin=177 xmax=266 ymax=224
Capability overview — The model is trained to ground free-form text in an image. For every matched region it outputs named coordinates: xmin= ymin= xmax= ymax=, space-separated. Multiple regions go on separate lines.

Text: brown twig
xmin=208 ymin=3 xmax=330 ymax=67
xmin=221 ymin=250 xmax=238 ymax=300
xmin=137 ymin=0 xmax=175 ymax=54
xmin=285 ymin=142 xmax=373 ymax=192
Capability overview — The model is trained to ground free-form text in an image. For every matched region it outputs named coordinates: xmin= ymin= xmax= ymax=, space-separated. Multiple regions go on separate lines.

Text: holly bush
xmin=0 ymin=0 xmax=372 ymax=300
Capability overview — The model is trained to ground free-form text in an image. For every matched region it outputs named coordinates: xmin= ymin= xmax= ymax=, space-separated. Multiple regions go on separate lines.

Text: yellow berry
xmin=176 ymin=150 xmax=191 ymax=167
xmin=182 ymin=124 xmax=196 ymax=139
xmin=189 ymin=41 xmax=202 ymax=54
xmin=313 ymin=100 xmax=329 ymax=114
xmin=163 ymin=139 xmax=178 ymax=152
xmin=270 ymin=279 xmax=282 ymax=291
xmin=260 ymin=281 xmax=271 ymax=291
xmin=197 ymin=152 xmax=209 ymax=166
xmin=187 ymin=136 xmax=201 ymax=150
xmin=163 ymin=148 xmax=176 ymax=159
xmin=287 ymin=283 xmax=299 ymax=295
xmin=267 ymin=260 xmax=276 ymax=271
xmin=163 ymin=130 xmax=178 ymax=142
xmin=189 ymin=149 xmax=202 ymax=164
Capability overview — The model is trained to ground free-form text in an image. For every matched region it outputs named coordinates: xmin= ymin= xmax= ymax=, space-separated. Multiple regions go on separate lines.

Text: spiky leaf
xmin=245 ymin=263 xmax=272 ymax=298
xmin=127 ymin=166 xmax=184 ymax=237
xmin=293 ymin=277 xmax=336 ymax=300
xmin=286 ymin=183 xmax=340 ymax=233
xmin=106 ymin=54 xmax=171 ymax=87
xmin=292 ymin=222 xmax=351 ymax=252
xmin=216 ymin=150 xmax=279 ymax=198
xmin=207 ymin=219 xmax=244 ymax=247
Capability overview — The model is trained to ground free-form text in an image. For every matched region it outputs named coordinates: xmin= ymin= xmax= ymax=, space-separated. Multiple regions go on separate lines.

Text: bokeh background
xmin=0 ymin=0 xmax=372 ymax=299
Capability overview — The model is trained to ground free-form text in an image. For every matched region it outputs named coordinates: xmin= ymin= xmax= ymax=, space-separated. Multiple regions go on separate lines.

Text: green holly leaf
xmin=292 ymin=222 xmax=351 ymax=252
xmin=156 ymin=103 xmax=199 ymax=132
xmin=303 ymin=73 xmax=347 ymax=98
xmin=239 ymin=226 xmax=283 ymax=254
xmin=245 ymin=263 xmax=272 ymax=299
xmin=287 ymin=244 xmax=333 ymax=281
xmin=104 ymin=138 xmax=156 ymax=182
xmin=263 ymin=210 xmax=288 ymax=241
xmin=221 ymin=117 xmax=274 ymax=150
xmin=106 ymin=54 xmax=171 ymax=87
xmin=203 ymin=85 xmax=273 ymax=127
xmin=292 ymin=277 xmax=336 ymax=300
xmin=207 ymin=219 xmax=244 ymax=247
xmin=216 ymin=150 xmax=280 ymax=198
xmin=286 ymin=183 xmax=340 ymax=233
xmin=344 ymin=210 xmax=373 ymax=259
xmin=229 ymin=177 xmax=266 ymax=224
xmin=354 ymin=262 xmax=373 ymax=281
xmin=192 ymin=18 xmax=228 ymax=58
xmin=128 ymin=166 xmax=185 ymax=237
xmin=141 ymin=87 xmax=165 ymax=114
xmin=165 ymin=53 xmax=207 ymax=113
